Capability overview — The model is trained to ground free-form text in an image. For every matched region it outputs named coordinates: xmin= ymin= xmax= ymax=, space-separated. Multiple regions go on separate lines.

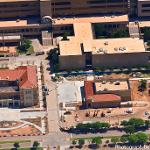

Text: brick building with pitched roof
xmin=84 ymin=79 xmax=131 ymax=108
xmin=0 ymin=66 xmax=38 ymax=107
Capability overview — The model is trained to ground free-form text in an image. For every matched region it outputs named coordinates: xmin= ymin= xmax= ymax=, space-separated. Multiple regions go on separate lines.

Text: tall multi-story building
xmin=51 ymin=0 xmax=129 ymax=17
xmin=0 ymin=0 xmax=52 ymax=45
xmin=0 ymin=66 xmax=38 ymax=107
xmin=137 ymin=0 xmax=150 ymax=17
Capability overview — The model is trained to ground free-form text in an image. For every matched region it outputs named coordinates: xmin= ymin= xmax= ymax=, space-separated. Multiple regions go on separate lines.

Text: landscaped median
xmin=67 ymin=118 xmax=150 ymax=149
xmin=71 ymin=132 xmax=150 ymax=149
xmin=0 ymin=140 xmax=42 ymax=150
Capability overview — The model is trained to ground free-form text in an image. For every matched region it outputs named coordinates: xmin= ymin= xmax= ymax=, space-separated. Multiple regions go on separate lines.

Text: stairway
xmin=42 ymin=31 xmax=53 ymax=46
xmin=129 ymin=22 xmax=140 ymax=38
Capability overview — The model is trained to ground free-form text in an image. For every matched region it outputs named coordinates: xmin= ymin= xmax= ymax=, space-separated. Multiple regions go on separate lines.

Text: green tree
xmin=145 ymin=120 xmax=150 ymax=129
xmin=14 ymin=142 xmax=20 ymax=149
xmin=93 ymin=24 xmax=106 ymax=38
xmin=78 ymin=138 xmax=85 ymax=146
xmin=141 ymin=27 xmax=150 ymax=41
xmin=72 ymin=140 xmax=77 ymax=146
xmin=17 ymin=39 xmax=32 ymax=53
xmin=111 ymin=137 xmax=120 ymax=144
xmin=138 ymin=80 xmax=147 ymax=92
xmin=121 ymin=120 xmax=128 ymax=126
xmin=121 ymin=118 xmax=145 ymax=130
xmin=33 ymin=141 xmax=40 ymax=149
xmin=136 ymin=132 xmax=148 ymax=145
xmin=128 ymin=134 xmax=138 ymax=145
xmin=110 ymin=29 xmax=129 ymax=38
xmin=120 ymin=135 xmax=128 ymax=143
xmin=62 ymin=32 xmax=69 ymax=40
xmin=124 ymin=126 xmax=135 ymax=134
xmin=92 ymin=137 xmax=102 ymax=145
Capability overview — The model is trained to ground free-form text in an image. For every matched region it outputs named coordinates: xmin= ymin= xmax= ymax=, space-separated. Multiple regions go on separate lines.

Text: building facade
xmin=84 ymin=81 xmax=121 ymax=108
xmin=0 ymin=66 xmax=38 ymax=107
xmin=138 ymin=0 xmax=150 ymax=17
xmin=0 ymin=0 xmax=52 ymax=45
xmin=52 ymin=0 xmax=128 ymax=17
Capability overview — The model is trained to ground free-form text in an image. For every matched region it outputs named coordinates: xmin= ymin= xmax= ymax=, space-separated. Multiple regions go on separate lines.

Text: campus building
xmin=84 ymin=79 xmax=131 ymax=108
xmin=0 ymin=66 xmax=38 ymax=107
xmin=137 ymin=0 xmax=150 ymax=17
xmin=58 ymin=18 xmax=150 ymax=70
xmin=51 ymin=0 xmax=128 ymax=17
xmin=53 ymin=15 xmax=129 ymax=37
xmin=0 ymin=0 xmax=52 ymax=45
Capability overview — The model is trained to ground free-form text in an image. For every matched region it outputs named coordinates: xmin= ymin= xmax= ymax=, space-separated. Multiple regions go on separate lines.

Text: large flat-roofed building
xmin=84 ymin=79 xmax=131 ymax=108
xmin=0 ymin=66 xmax=38 ymax=107
xmin=58 ymin=21 xmax=150 ymax=70
xmin=53 ymin=15 xmax=129 ymax=37
xmin=52 ymin=0 xmax=128 ymax=17
xmin=0 ymin=0 xmax=52 ymax=44
xmin=137 ymin=0 xmax=150 ymax=17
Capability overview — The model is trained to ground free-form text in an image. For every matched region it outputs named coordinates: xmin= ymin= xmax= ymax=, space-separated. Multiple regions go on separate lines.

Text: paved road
xmin=43 ymin=59 xmax=60 ymax=133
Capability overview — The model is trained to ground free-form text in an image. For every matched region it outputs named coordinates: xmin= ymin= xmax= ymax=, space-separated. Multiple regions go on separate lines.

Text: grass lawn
xmin=1 ymin=148 xmax=43 ymax=150
xmin=72 ymin=135 xmax=123 ymax=141
xmin=0 ymin=140 xmax=31 ymax=144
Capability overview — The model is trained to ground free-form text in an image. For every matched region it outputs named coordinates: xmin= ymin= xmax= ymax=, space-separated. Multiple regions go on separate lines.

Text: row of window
xmin=142 ymin=9 xmax=150 ymax=13
xmin=87 ymin=0 xmax=127 ymax=4
xmin=52 ymin=2 xmax=70 ymax=5
xmin=142 ymin=4 xmax=150 ymax=8
xmin=0 ymin=3 xmax=39 ymax=8
xmin=52 ymin=0 xmax=127 ymax=6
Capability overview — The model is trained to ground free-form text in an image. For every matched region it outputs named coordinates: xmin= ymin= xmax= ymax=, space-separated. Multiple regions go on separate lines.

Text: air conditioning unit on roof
xmin=104 ymin=41 xmax=108 ymax=45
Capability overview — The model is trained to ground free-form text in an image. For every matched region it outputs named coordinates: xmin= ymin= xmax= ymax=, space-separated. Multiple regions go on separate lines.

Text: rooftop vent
xmin=114 ymin=81 xmax=120 ymax=85
xmin=114 ymin=47 xmax=118 ymax=51
xmin=103 ymin=49 xmax=107 ymax=54
xmin=102 ymin=81 xmax=106 ymax=84
xmin=99 ymin=48 xmax=103 ymax=52
xmin=6 ymin=76 xmax=9 ymax=80
xmin=16 ymin=19 xmax=20 ymax=22
xmin=104 ymin=88 xmax=108 ymax=91
xmin=104 ymin=41 xmax=108 ymax=45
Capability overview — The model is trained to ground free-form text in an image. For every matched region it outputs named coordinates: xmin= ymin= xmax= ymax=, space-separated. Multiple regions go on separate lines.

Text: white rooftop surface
xmin=57 ymin=81 xmax=84 ymax=104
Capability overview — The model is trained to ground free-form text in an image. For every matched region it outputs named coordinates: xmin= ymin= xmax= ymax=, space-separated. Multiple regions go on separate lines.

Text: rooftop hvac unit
xmin=119 ymin=47 xmax=123 ymax=51
xmin=16 ymin=19 xmax=20 ymax=22
xmin=102 ymin=80 xmax=107 ymax=84
xmin=122 ymin=47 xmax=126 ymax=51
xmin=103 ymin=49 xmax=107 ymax=54
xmin=6 ymin=76 xmax=9 ymax=80
xmin=114 ymin=81 xmax=120 ymax=85
xmin=114 ymin=47 xmax=118 ymax=51
xmin=104 ymin=41 xmax=108 ymax=45
xmin=99 ymin=48 xmax=103 ymax=52
xmin=104 ymin=88 xmax=108 ymax=91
